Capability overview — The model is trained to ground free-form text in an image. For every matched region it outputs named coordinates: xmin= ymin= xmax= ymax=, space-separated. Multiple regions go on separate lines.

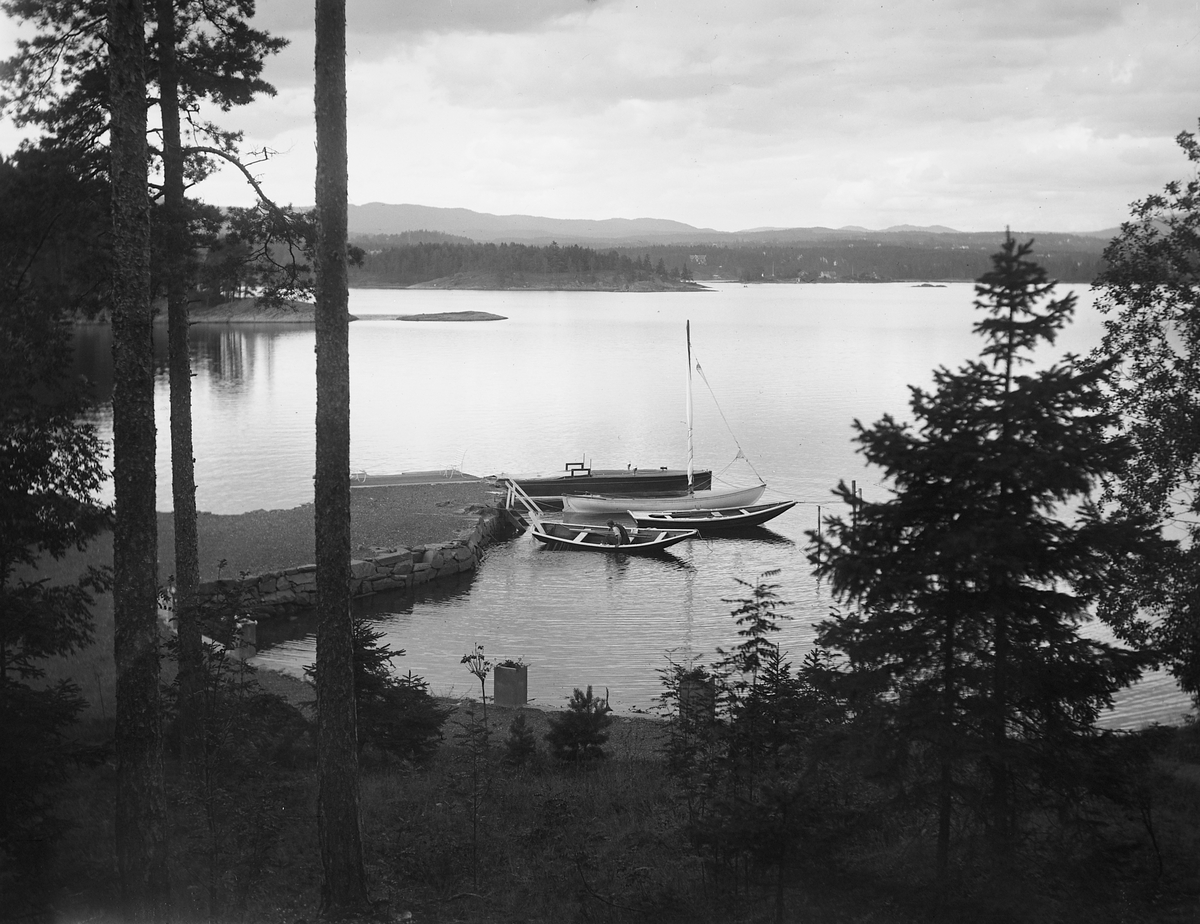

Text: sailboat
xmin=560 ymin=322 xmax=768 ymax=516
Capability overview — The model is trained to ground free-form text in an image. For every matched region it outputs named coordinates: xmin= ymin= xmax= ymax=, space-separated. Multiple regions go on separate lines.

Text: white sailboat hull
xmin=561 ymin=483 xmax=766 ymax=515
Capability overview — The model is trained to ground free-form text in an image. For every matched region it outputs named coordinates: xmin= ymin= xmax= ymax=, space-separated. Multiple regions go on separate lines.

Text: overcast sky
xmin=2 ymin=0 xmax=1198 ymax=233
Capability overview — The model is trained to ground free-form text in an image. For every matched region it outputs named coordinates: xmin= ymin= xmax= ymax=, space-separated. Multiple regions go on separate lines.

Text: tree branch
xmin=179 ymin=144 xmax=290 ymax=222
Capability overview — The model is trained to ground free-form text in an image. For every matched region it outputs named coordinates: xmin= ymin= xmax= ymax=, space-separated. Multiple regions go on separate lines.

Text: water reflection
xmin=253 ymin=567 xmax=481 ymax=669
xmin=696 ymin=526 xmax=796 ymax=546
xmin=72 ymin=322 xmax=302 ymax=397
xmin=70 ymin=324 xmax=115 ymax=401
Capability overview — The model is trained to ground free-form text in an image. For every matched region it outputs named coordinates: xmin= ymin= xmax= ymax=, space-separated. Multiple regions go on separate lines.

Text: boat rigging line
xmin=691 ymin=349 xmax=767 ymax=486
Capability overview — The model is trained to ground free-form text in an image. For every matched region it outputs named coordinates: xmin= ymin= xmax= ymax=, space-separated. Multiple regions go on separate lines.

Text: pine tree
xmin=108 ymin=0 xmax=170 ymax=915
xmin=811 ymin=235 xmax=1168 ymax=878
xmin=2 ymin=0 xmax=289 ymax=770
xmin=313 ymin=0 xmax=369 ymax=912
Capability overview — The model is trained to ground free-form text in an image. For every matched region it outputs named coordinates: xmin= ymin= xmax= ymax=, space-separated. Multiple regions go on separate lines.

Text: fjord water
xmin=73 ymin=283 xmax=1191 ymax=725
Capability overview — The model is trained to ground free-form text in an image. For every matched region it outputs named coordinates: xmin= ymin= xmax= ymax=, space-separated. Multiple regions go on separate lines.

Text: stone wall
xmin=194 ymin=505 xmax=517 ymax=617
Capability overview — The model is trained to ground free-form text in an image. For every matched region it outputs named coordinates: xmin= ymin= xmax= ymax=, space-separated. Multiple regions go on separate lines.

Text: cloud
xmin=182 ymin=0 xmax=1200 ymax=231
xmin=257 ymin=0 xmax=609 ymax=39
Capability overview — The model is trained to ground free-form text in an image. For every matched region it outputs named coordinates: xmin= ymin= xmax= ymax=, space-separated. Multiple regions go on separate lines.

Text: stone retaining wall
xmin=195 ymin=505 xmax=518 ymax=616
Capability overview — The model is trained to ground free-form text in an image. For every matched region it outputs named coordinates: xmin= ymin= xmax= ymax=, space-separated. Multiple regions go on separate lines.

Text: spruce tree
xmin=545 ymin=686 xmax=613 ymax=762
xmin=812 ymin=235 xmax=1168 ymax=878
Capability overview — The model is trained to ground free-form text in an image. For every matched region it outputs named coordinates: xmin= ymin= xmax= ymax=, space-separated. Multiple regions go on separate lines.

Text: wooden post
xmin=816 ymin=505 xmax=822 ymax=567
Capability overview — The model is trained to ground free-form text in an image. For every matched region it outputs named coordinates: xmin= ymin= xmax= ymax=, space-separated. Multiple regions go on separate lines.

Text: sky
xmin=1 ymin=0 xmax=1198 ymax=233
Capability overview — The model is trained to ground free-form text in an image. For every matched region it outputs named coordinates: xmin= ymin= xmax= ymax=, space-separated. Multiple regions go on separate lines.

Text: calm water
xmin=74 ymin=283 xmax=1192 ymax=725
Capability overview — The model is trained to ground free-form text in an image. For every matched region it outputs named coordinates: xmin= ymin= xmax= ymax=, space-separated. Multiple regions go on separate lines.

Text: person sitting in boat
xmin=606 ymin=519 xmax=630 ymax=546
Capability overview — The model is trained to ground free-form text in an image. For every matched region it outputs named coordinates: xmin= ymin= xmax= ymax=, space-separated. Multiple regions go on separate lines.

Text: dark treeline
xmin=349 ymin=239 xmax=694 ymax=286
xmin=349 ymin=237 xmax=1106 ymax=286
xmin=352 ymin=229 xmax=474 ymax=249
xmin=628 ymin=239 xmax=1106 ymax=283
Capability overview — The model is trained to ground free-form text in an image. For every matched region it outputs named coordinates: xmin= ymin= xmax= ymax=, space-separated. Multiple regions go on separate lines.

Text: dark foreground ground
xmin=22 ymin=483 xmax=1200 ymax=924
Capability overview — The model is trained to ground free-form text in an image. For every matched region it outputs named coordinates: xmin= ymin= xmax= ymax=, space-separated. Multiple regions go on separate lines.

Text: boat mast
xmin=686 ymin=320 xmax=694 ymax=495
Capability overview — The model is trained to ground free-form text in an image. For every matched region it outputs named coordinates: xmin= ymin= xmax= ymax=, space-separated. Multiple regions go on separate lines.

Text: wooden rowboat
xmin=531 ymin=520 xmax=697 ymax=554
xmin=628 ymin=500 xmax=797 ymax=533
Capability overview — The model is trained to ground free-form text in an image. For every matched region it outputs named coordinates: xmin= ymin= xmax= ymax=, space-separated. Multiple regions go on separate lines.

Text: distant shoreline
xmin=358 ymin=269 xmax=710 ymax=292
xmin=73 ymin=274 xmax=710 ymax=327
xmin=175 ymin=299 xmax=330 ymax=323
xmin=74 ymin=298 xmax=332 ymax=325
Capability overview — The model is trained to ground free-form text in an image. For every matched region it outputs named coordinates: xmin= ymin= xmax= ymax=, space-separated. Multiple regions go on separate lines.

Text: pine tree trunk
xmin=314 ymin=0 xmax=369 ymax=912
xmin=155 ymin=0 xmax=204 ymax=774
xmin=990 ymin=605 xmax=1010 ymax=855
xmin=109 ymin=0 xmax=169 ymax=917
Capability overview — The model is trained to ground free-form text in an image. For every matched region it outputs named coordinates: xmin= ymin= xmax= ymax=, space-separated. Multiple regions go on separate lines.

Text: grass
xmin=27 ymin=533 xmax=118 ymax=721
xmin=15 ymin=539 xmax=1200 ymax=923
xmin=20 ymin=698 xmax=1200 ymax=924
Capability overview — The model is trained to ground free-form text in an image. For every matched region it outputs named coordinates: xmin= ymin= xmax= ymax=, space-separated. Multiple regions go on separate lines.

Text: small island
xmin=394 ymin=311 xmax=507 ymax=322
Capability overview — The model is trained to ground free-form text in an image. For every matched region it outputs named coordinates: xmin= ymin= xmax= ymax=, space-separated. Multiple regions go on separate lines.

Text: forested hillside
xmin=348 ymin=240 xmax=696 ymax=287
xmin=348 ymin=234 xmax=1108 ymax=286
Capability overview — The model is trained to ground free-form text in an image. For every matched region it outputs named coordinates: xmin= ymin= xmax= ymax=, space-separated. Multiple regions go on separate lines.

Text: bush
xmin=308 ymin=618 xmax=448 ymax=763
xmin=545 ymin=686 xmax=612 ymax=763
xmin=162 ymin=639 xmax=311 ymax=921
xmin=504 ymin=713 xmax=538 ymax=768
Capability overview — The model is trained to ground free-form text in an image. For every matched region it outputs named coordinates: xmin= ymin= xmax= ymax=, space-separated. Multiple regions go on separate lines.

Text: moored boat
xmin=628 ymin=500 xmax=797 ymax=533
xmin=558 ymin=322 xmax=775 ymax=516
xmin=506 ymin=462 xmax=712 ymax=500
xmin=562 ymin=482 xmax=767 ymax=515
xmin=531 ymin=520 xmax=697 ymax=553
xmin=351 ymin=468 xmax=482 ymax=487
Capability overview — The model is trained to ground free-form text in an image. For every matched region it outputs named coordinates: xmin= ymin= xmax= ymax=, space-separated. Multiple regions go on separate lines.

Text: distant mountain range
xmin=347 ymin=202 xmax=1119 ymax=247
xmin=348 ymin=203 xmax=721 ymax=244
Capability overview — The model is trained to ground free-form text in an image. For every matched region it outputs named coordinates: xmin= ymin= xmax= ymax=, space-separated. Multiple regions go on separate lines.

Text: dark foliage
xmin=0 ymin=0 xmax=286 ymax=184
xmin=352 ymin=229 xmax=475 ymax=248
xmin=503 ymin=712 xmax=538 ymax=768
xmin=348 ymin=234 xmax=1107 ymax=288
xmin=1090 ymin=119 xmax=1200 ymax=699
xmin=0 ymin=146 xmax=110 ymax=315
xmin=306 ymin=618 xmax=448 ymax=763
xmin=810 ymin=235 xmax=1170 ymax=881
xmin=0 ymin=147 xmax=112 ymax=916
xmin=662 ymin=575 xmax=859 ymax=921
xmin=197 ymin=203 xmax=319 ymax=307
xmin=545 ymin=685 xmax=613 ymax=763
xmin=163 ymin=637 xmax=311 ymax=920
xmin=350 ymin=240 xmax=690 ymax=286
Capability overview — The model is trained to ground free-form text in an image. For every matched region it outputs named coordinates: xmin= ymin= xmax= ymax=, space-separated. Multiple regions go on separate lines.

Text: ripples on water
xmin=74 ymin=283 xmax=1193 ymax=724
